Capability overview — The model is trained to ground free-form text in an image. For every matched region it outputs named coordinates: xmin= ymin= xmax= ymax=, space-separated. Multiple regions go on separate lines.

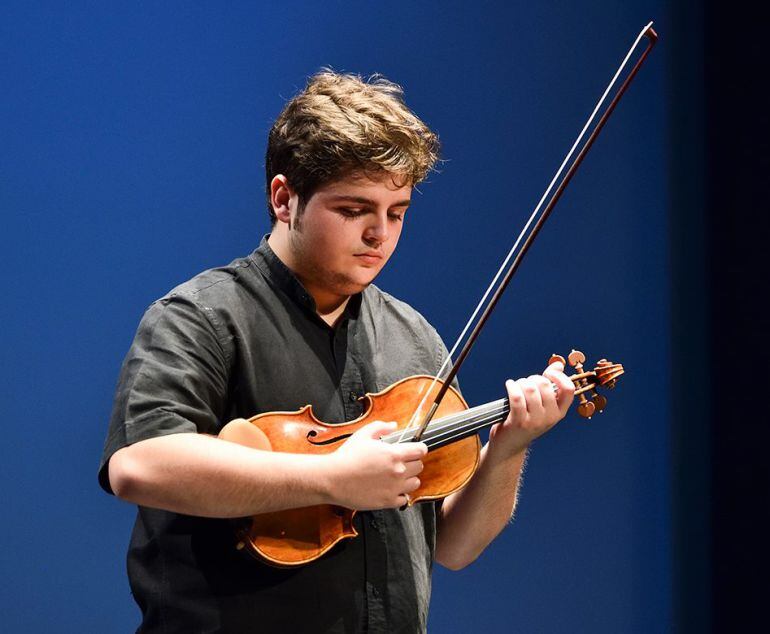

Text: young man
xmin=100 ymin=71 xmax=574 ymax=633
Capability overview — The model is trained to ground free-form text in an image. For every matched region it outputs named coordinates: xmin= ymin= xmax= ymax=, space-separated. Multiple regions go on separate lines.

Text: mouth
xmin=354 ymin=252 xmax=384 ymax=266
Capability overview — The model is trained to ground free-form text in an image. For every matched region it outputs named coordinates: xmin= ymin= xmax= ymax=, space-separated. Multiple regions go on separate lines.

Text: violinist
xmin=99 ymin=70 xmax=575 ymax=633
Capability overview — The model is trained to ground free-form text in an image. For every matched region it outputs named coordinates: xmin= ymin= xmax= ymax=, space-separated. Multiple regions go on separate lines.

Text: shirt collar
xmin=250 ymin=235 xmax=362 ymax=323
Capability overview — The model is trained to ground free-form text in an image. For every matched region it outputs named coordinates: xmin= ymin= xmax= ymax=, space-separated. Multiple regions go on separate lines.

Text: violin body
xmin=218 ymin=375 xmax=479 ymax=567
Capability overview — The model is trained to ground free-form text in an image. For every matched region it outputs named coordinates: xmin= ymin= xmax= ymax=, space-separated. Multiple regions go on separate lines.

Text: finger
xmin=530 ymin=374 xmax=559 ymax=415
xmin=404 ymin=476 xmax=421 ymax=493
xmin=402 ymin=459 xmax=425 ymax=478
xmin=543 ymin=364 xmax=570 ymax=389
xmin=556 ymin=374 xmax=575 ymax=415
xmin=396 ymin=492 xmax=412 ymax=508
xmin=517 ymin=377 xmax=543 ymax=415
xmin=504 ymin=379 xmax=528 ymax=425
xmin=394 ymin=441 xmax=428 ymax=461
xmin=544 ymin=360 xmax=565 ymax=375
xmin=544 ymin=368 xmax=575 ymax=414
xmin=359 ymin=420 xmax=399 ymax=439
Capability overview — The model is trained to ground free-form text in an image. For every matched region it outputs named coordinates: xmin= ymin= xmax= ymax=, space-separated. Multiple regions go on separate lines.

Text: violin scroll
xmin=549 ymin=350 xmax=625 ymax=419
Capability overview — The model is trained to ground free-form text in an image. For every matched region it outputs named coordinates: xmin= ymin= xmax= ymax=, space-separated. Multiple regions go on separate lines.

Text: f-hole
xmin=306 ymin=429 xmax=353 ymax=446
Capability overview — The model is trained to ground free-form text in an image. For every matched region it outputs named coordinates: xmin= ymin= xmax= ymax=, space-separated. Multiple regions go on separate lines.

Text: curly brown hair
xmin=265 ymin=70 xmax=440 ymax=224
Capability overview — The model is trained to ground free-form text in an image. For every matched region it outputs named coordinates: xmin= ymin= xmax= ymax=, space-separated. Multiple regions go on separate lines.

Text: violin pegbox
xmin=549 ymin=350 xmax=625 ymax=419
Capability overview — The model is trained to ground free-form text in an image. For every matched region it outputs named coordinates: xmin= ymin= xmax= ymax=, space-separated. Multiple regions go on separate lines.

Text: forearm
xmin=434 ymin=362 xmax=575 ymax=570
xmin=108 ymin=432 xmax=333 ymax=517
xmin=435 ymin=441 xmax=527 ymax=570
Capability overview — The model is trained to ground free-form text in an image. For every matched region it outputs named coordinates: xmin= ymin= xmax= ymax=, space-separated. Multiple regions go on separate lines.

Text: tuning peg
xmin=563 ymin=351 xmax=594 ymax=419
xmin=568 ymin=350 xmax=586 ymax=367
xmin=577 ymin=400 xmax=596 ymax=419
xmin=590 ymin=392 xmax=608 ymax=413
xmin=549 ymin=354 xmax=566 ymax=366
xmin=549 ymin=350 xmax=624 ymax=418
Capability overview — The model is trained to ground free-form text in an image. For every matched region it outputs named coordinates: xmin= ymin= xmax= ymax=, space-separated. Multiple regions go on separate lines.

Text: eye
xmin=388 ymin=212 xmax=404 ymax=222
xmin=338 ymin=207 xmax=366 ymax=218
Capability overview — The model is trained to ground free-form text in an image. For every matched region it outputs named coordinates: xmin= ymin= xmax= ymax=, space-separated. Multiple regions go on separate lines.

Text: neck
xmin=313 ymin=294 xmax=350 ymax=327
xmin=267 ymin=232 xmax=350 ymax=326
xmin=382 ymin=398 xmax=511 ymax=451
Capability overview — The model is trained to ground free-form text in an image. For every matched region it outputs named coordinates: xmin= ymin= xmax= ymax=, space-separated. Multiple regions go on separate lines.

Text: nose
xmin=363 ymin=211 xmax=390 ymax=246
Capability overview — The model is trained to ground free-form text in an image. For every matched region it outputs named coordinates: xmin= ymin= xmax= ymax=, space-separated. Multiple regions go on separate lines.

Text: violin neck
xmin=384 ymin=399 xmax=510 ymax=451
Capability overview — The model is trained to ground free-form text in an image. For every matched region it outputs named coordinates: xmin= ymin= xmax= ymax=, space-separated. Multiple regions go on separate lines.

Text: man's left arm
xmin=434 ymin=361 xmax=575 ymax=570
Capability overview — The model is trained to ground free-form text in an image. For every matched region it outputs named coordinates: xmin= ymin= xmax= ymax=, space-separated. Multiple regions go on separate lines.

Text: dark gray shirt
xmin=100 ymin=238 xmax=450 ymax=633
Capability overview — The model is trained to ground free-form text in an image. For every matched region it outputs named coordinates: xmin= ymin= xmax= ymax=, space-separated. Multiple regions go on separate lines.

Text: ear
xmin=270 ymin=175 xmax=294 ymax=225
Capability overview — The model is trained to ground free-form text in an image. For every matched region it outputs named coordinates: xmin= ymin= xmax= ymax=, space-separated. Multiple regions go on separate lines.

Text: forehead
xmin=312 ymin=171 xmax=412 ymax=200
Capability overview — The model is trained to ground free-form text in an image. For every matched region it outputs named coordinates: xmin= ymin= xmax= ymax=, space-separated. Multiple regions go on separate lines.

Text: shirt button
xmin=370 ymin=517 xmax=379 ymax=530
xmin=371 ymin=586 xmax=380 ymax=598
xmin=349 ymin=391 xmax=358 ymax=402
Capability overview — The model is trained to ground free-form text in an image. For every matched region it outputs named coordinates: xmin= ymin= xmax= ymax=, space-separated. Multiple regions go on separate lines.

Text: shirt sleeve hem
xmin=97 ymin=409 xmax=200 ymax=495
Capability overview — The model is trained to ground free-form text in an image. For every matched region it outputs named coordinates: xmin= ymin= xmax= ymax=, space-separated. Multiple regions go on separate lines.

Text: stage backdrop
xmin=1 ymin=1 xmax=668 ymax=631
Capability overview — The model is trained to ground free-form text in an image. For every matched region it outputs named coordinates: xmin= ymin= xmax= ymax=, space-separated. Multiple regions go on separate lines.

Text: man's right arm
xmin=108 ymin=421 xmax=427 ymax=517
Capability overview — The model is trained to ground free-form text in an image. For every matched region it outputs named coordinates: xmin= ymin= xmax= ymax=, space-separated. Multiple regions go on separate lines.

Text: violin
xmin=218 ymin=350 xmax=624 ymax=567
xmin=219 ymin=22 xmax=654 ymax=568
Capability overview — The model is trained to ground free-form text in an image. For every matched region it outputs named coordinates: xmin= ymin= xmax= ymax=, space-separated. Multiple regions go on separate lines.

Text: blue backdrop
xmin=1 ymin=2 xmax=669 ymax=631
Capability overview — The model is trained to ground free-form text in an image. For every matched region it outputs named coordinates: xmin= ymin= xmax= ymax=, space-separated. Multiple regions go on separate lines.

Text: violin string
xmin=421 ymin=407 xmax=509 ymax=447
xmin=414 ymin=366 xmax=619 ymax=447
xmin=408 ymin=368 xmax=600 ymax=440
xmin=423 ymin=410 xmax=511 ymax=450
xmin=386 ymin=401 xmax=505 ymax=443
xmin=422 ymin=400 xmax=507 ymax=435
xmin=388 ymin=370 xmax=599 ymax=445
xmin=397 ymin=21 xmax=654 ymax=443
xmin=385 ymin=401 xmax=509 ymax=445
xmin=390 ymin=405 xmax=511 ymax=449
xmin=385 ymin=407 xmax=495 ymax=445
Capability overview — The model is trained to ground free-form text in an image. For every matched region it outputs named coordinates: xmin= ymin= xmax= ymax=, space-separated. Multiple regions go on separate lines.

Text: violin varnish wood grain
xmin=219 ymin=376 xmax=480 ymax=567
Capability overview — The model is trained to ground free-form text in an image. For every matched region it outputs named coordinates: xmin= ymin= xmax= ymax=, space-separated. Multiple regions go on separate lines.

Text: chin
xmin=340 ymin=274 xmax=375 ymax=295
xmin=345 ymin=280 xmax=372 ymax=294
xmin=357 ymin=270 xmax=382 ymax=287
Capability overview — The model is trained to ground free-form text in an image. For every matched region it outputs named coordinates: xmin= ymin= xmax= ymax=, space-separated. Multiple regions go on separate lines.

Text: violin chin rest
xmin=218 ymin=418 xmax=273 ymax=451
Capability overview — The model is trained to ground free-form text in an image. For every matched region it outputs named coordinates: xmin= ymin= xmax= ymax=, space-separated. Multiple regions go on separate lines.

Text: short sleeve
xmin=98 ymin=295 xmax=231 ymax=494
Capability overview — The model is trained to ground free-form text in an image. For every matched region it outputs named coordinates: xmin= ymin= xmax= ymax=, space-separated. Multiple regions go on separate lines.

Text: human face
xmin=286 ymin=172 xmax=411 ymax=305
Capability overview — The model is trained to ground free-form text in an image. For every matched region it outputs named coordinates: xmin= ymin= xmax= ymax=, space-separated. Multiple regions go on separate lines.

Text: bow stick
xmin=403 ymin=22 xmax=658 ymax=442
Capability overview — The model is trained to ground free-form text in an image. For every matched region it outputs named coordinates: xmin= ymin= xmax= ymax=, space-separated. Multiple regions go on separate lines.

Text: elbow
xmin=435 ymin=547 xmax=479 ymax=571
xmin=107 ymin=447 xmax=144 ymax=502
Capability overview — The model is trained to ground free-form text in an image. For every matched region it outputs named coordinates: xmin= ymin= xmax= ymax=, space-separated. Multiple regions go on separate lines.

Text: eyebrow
xmin=328 ymin=195 xmax=411 ymax=207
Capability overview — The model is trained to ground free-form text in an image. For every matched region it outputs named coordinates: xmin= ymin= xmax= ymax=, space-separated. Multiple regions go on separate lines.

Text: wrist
xmin=488 ymin=424 xmax=530 ymax=459
xmin=487 ymin=431 xmax=529 ymax=464
xmin=311 ymin=453 xmax=340 ymax=506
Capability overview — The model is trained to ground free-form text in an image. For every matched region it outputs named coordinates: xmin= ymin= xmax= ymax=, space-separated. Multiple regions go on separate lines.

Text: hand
xmin=323 ymin=421 xmax=428 ymax=511
xmin=488 ymin=360 xmax=575 ymax=456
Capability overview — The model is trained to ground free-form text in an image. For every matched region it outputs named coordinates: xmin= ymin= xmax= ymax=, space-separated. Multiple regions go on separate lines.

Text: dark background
xmin=670 ymin=2 xmax=770 ymax=632
xmin=1 ymin=1 xmax=764 ymax=632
